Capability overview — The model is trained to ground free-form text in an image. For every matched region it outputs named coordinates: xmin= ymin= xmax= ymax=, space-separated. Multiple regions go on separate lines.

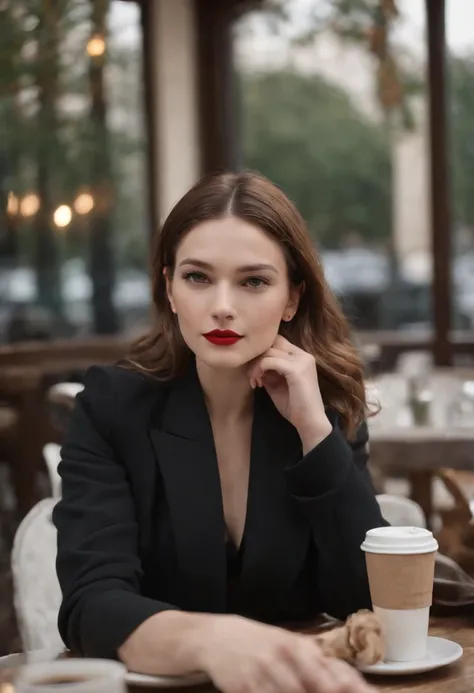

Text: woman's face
xmin=166 ymin=216 xmax=299 ymax=370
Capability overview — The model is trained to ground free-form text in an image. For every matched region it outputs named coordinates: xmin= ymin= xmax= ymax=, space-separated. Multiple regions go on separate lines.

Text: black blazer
xmin=53 ymin=362 xmax=385 ymax=660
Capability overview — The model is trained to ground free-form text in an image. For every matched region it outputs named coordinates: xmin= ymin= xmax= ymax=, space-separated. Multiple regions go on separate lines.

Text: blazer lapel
xmin=239 ymin=388 xmax=311 ymax=621
xmin=149 ymin=364 xmax=311 ymax=620
xmin=149 ymin=363 xmax=227 ymax=614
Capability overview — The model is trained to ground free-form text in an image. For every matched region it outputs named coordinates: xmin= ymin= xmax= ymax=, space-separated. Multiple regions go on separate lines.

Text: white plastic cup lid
xmin=361 ymin=526 xmax=438 ymax=555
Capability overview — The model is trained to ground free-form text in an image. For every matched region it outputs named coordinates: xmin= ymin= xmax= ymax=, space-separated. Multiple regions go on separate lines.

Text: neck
xmin=196 ymin=358 xmax=254 ymax=422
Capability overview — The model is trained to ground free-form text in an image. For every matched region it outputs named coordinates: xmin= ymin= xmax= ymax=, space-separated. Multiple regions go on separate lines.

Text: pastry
xmin=315 ymin=609 xmax=384 ymax=666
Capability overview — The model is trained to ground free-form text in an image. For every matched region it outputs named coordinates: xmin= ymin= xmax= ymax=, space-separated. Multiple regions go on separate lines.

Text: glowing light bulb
xmin=74 ymin=192 xmax=94 ymax=215
xmin=87 ymin=35 xmax=106 ymax=57
xmin=53 ymin=205 xmax=72 ymax=228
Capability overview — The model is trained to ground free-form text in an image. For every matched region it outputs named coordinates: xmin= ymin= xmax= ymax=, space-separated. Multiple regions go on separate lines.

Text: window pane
xmin=234 ymin=0 xmax=431 ymax=339
xmin=0 ymin=0 xmax=150 ymax=343
xmin=447 ymin=0 xmax=474 ymax=333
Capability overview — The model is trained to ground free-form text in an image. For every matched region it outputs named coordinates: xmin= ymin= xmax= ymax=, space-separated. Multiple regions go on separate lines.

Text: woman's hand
xmin=249 ymin=335 xmax=332 ymax=453
xmin=198 ymin=615 xmax=376 ymax=693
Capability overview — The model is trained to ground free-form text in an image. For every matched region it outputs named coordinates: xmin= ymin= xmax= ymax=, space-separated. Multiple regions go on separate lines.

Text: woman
xmin=53 ymin=171 xmax=383 ymax=693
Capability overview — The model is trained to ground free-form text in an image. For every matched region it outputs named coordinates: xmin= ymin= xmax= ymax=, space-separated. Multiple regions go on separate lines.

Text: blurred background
xmin=1 ymin=0 xmax=473 ymax=350
xmin=0 ymin=0 xmax=474 ymax=352
xmin=2 ymin=0 xmax=474 ymax=654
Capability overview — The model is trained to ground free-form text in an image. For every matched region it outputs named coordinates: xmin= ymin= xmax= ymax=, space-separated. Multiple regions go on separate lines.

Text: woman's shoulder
xmin=80 ymin=363 xmax=171 ymax=417
xmin=84 ymin=362 xmax=156 ymax=384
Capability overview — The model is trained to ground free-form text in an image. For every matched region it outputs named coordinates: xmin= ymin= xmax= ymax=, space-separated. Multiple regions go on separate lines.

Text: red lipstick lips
xmin=203 ymin=329 xmax=243 ymax=346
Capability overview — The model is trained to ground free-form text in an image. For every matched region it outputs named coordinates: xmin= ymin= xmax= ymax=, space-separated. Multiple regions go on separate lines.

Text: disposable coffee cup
xmin=361 ymin=526 xmax=438 ymax=662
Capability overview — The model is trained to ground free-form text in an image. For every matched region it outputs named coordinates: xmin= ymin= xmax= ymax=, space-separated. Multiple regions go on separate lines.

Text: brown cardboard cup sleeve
xmin=366 ymin=551 xmax=437 ymax=610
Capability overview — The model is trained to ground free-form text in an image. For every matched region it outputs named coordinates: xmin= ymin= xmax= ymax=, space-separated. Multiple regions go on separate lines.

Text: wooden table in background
xmin=0 ymin=617 xmax=472 ymax=693
xmin=367 ymin=368 xmax=474 ymax=525
xmin=0 ymin=337 xmax=130 ymax=516
xmin=369 ymin=426 xmax=474 ymax=526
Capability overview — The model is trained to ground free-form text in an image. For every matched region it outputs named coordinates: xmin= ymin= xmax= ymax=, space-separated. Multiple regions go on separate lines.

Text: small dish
xmin=125 ymin=671 xmax=208 ymax=688
xmin=358 ymin=636 xmax=463 ymax=676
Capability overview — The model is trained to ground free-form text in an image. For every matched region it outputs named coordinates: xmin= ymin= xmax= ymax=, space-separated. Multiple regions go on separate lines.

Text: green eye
xmin=245 ymin=277 xmax=268 ymax=288
xmin=183 ymin=271 xmax=208 ymax=283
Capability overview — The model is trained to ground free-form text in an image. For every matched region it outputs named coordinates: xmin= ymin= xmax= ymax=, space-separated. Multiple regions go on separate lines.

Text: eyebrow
xmin=178 ymin=258 xmax=279 ymax=274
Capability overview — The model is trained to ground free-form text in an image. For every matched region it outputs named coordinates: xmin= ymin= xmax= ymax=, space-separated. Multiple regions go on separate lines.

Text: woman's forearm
xmin=117 ymin=610 xmax=217 ymax=676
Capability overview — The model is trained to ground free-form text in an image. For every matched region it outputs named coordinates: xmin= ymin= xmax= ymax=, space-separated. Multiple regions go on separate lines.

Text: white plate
xmin=0 ymin=654 xmax=208 ymax=689
xmin=358 ymin=636 xmax=463 ymax=676
xmin=125 ymin=671 xmax=208 ymax=688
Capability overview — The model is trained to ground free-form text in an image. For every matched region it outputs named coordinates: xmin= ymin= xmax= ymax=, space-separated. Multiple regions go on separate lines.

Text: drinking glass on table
xmin=407 ymin=374 xmax=433 ymax=426
xmin=449 ymin=381 xmax=474 ymax=427
xmin=15 ymin=660 xmax=126 ymax=693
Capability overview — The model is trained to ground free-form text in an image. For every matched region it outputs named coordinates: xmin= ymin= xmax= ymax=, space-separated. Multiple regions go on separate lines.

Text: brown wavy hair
xmin=125 ymin=170 xmax=366 ymax=438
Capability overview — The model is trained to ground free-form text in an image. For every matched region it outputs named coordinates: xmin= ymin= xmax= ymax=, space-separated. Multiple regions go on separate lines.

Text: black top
xmin=226 ymin=540 xmax=245 ymax=614
xmin=53 ymin=361 xmax=386 ymax=660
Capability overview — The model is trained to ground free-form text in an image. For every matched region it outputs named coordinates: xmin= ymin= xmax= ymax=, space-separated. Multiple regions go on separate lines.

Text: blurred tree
xmin=241 ymin=69 xmax=392 ymax=247
xmin=33 ymin=0 xmax=64 ymax=317
xmin=0 ymin=4 xmax=23 ymax=271
xmin=0 ymin=0 xmax=147 ymax=336
xmin=450 ymin=54 xmax=474 ymax=235
xmin=255 ymin=0 xmax=416 ymax=125
xmin=86 ymin=0 xmax=120 ymax=334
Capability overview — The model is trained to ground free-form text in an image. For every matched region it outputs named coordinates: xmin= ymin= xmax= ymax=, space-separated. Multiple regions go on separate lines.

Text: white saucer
xmin=0 ymin=654 xmax=208 ymax=689
xmin=125 ymin=671 xmax=208 ymax=688
xmin=359 ymin=636 xmax=463 ymax=676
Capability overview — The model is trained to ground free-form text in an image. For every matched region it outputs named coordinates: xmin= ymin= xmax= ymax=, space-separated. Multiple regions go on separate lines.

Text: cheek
xmin=173 ymin=298 xmax=200 ymax=351
xmin=171 ymin=283 xmax=198 ymax=317
xmin=171 ymin=285 xmax=210 ymax=352
xmin=244 ymin=292 xmax=288 ymax=350
xmin=248 ymin=290 xmax=288 ymax=324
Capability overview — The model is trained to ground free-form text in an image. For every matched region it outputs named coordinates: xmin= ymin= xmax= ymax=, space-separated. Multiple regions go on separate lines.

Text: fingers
xmin=248 ymin=356 xmax=288 ymax=387
xmin=322 ymin=657 xmax=377 ymax=692
xmin=259 ymin=356 xmax=294 ymax=376
xmin=287 ymin=638 xmax=375 ymax=693
xmin=248 ymin=345 xmax=295 ymax=387
xmin=261 ymin=661 xmax=306 ymax=693
xmin=273 ymin=334 xmax=302 ymax=353
xmin=248 ymin=338 xmax=314 ymax=388
xmin=266 ymin=347 xmax=295 ymax=358
xmin=289 ymin=639 xmax=339 ymax=693
xmin=249 ymin=356 xmax=292 ymax=389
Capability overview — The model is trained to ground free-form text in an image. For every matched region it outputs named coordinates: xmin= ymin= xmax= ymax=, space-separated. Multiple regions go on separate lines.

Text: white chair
xmin=11 ymin=498 xmax=63 ymax=651
xmin=43 ymin=443 xmax=62 ymax=499
xmin=47 ymin=381 xmax=83 ymax=441
xmin=7 ymin=490 xmax=421 ymax=653
xmin=376 ymin=493 xmax=426 ymax=528
xmin=47 ymin=382 xmax=84 ymax=404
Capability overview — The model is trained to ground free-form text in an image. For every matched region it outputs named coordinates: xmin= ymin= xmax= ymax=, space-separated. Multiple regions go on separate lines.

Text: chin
xmin=192 ymin=341 xmax=257 ymax=370
xmin=198 ymin=349 xmax=248 ymax=370
xmin=184 ymin=334 xmax=273 ymax=370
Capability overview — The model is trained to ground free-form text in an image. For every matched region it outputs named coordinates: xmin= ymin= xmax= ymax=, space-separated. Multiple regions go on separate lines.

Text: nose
xmin=210 ymin=281 xmax=236 ymax=322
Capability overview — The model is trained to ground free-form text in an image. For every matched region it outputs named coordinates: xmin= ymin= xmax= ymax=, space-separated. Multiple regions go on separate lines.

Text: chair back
xmin=11 ymin=498 xmax=63 ymax=651
xmin=376 ymin=494 xmax=426 ymax=528
xmin=43 ymin=443 xmax=62 ymax=498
